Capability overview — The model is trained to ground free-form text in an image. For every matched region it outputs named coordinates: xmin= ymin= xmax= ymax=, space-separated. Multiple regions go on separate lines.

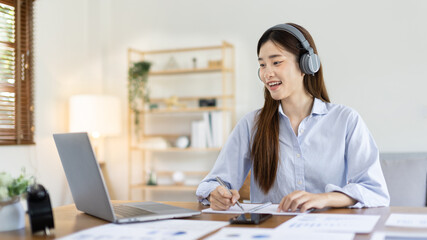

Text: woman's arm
xmin=196 ymin=112 xmax=254 ymax=207
xmin=324 ymin=110 xmax=390 ymax=208
xmin=278 ymin=110 xmax=389 ymax=212
xmin=277 ymin=191 xmax=356 ymax=212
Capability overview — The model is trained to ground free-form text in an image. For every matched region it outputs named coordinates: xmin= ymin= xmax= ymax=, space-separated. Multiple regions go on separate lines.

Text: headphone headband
xmin=268 ymin=24 xmax=312 ymax=54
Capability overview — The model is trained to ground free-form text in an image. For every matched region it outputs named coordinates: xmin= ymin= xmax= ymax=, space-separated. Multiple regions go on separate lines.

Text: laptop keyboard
xmin=113 ymin=205 xmax=155 ymax=218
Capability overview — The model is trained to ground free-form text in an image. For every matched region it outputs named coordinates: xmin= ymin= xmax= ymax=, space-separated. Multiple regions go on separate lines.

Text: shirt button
xmin=297 ymin=180 xmax=302 ymax=185
xmin=296 ymin=154 xmax=301 ymax=158
xmin=300 ymin=129 xmax=304 ymax=134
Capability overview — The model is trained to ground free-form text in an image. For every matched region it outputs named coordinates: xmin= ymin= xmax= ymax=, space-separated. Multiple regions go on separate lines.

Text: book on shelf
xmin=211 ymin=111 xmax=223 ymax=148
xmin=191 ymin=111 xmax=223 ymax=148
xmin=203 ymin=112 xmax=213 ymax=148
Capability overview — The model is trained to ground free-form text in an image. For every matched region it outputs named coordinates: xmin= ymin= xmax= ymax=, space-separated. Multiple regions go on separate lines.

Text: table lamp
xmin=69 ymin=94 xmax=121 ymax=164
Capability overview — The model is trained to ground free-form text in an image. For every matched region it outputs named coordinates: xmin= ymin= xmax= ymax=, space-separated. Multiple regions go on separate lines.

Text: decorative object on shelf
xmin=128 ymin=61 xmax=152 ymax=137
xmin=175 ymin=136 xmax=190 ymax=149
xmin=149 ymin=103 xmax=158 ymax=110
xmin=69 ymin=95 xmax=121 ymax=164
xmin=208 ymin=60 xmax=222 ymax=68
xmin=164 ymin=56 xmax=179 ymax=70
xmin=27 ymin=184 xmax=54 ymax=234
xmin=192 ymin=57 xmax=197 ymax=69
xmin=199 ymin=98 xmax=217 ymax=107
xmin=165 ymin=96 xmax=187 ymax=109
xmin=172 ymin=171 xmax=185 ymax=185
xmin=147 ymin=171 xmax=157 ymax=186
xmin=0 ymin=169 xmax=33 ymax=232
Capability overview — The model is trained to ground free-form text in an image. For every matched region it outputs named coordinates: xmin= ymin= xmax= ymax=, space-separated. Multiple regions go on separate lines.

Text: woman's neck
xmin=281 ymin=93 xmax=314 ymax=121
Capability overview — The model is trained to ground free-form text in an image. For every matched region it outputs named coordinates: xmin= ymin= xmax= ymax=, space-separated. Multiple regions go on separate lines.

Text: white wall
xmin=1 ymin=0 xmax=426 ymax=206
xmin=104 ymin=0 xmax=427 ymax=151
xmin=1 ymin=0 xmax=108 ymax=206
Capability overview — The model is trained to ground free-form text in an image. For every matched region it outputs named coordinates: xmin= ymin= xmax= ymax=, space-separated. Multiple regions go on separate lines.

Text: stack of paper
xmin=59 ymin=219 xmax=229 ymax=240
xmin=205 ymin=212 xmax=380 ymax=240
xmin=385 ymin=213 xmax=427 ymax=228
xmin=205 ymin=228 xmax=355 ymax=240
xmin=371 ymin=232 xmax=427 ymax=240
xmin=203 ymin=203 xmax=382 ymax=238
xmin=369 ymin=213 xmax=427 ymax=240
xmin=276 ymin=214 xmax=381 ymax=233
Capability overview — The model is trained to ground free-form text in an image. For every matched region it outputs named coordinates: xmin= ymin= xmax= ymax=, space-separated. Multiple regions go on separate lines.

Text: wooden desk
xmin=1 ymin=202 xmax=427 ymax=239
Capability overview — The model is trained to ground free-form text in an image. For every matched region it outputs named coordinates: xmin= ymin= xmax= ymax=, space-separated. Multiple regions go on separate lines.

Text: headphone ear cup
xmin=300 ymin=53 xmax=320 ymax=75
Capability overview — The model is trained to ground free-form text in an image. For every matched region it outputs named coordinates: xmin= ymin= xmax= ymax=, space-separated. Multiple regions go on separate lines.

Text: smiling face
xmin=258 ymin=40 xmax=305 ymax=101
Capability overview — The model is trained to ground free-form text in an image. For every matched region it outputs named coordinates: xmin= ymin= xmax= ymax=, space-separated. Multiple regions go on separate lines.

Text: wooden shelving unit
xmin=128 ymin=42 xmax=235 ymax=201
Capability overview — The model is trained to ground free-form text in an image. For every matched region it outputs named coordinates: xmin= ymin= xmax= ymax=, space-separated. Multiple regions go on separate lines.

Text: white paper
xmin=205 ymin=227 xmax=355 ymax=240
xmin=59 ymin=219 xmax=229 ymax=240
xmin=276 ymin=213 xmax=381 ymax=233
xmin=385 ymin=213 xmax=427 ymax=228
xmin=371 ymin=231 xmax=427 ymax=240
xmin=204 ymin=227 xmax=275 ymax=240
xmin=202 ymin=203 xmax=306 ymax=215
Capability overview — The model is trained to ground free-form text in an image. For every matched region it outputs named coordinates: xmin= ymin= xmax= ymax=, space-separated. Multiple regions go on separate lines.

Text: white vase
xmin=0 ymin=200 xmax=25 ymax=232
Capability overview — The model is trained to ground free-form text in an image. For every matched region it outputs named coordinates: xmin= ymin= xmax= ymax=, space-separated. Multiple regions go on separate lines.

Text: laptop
xmin=53 ymin=132 xmax=200 ymax=223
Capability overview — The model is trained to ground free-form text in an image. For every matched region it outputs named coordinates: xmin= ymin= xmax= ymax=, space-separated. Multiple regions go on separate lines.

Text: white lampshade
xmin=69 ymin=95 xmax=121 ymax=137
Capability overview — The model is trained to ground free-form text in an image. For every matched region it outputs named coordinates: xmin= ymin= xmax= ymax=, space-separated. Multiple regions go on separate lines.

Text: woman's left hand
xmin=277 ymin=191 xmax=328 ymax=213
xmin=277 ymin=191 xmax=356 ymax=213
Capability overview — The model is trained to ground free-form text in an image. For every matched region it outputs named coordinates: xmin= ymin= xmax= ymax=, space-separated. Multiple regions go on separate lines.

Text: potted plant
xmin=128 ymin=61 xmax=151 ymax=138
xmin=0 ymin=169 xmax=33 ymax=232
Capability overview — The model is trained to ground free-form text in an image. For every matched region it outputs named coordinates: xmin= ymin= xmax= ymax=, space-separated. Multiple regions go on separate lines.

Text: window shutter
xmin=0 ymin=0 xmax=34 ymax=145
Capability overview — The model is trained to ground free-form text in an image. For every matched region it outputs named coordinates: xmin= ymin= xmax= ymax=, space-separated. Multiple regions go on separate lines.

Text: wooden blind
xmin=0 ymin=0 xmax=34 ymax=145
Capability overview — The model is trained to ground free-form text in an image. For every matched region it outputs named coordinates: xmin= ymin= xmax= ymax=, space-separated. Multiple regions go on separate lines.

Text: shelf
xmin=149 ymin=67 xmax=232 ymax=75
xmin=143 ymin=106 xmax=233 ymax=114
xmin=129 ymin=42 xmax=232 ymax=55
xmin=155 ymin=170 xmax=209 ymax=176
xmin=130 ymin=184 xmax=198 ymax=191
xmin=150 ymin=95 xmax=234 ymax=103
xmin=141 ymin=133 xmax=184 ymax=138
xmin=131 ymin=146 xmax=222 ymax=152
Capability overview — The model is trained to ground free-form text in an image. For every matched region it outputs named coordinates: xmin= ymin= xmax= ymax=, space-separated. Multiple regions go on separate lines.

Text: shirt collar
xmin=311 ymin=98 xmax=328 ymax=116
xmin=278 ymin=98 xmax=328 ymax=117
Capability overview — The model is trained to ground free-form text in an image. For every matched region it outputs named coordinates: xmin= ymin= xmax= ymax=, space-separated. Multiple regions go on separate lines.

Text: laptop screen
xmin=53 ymin=132 xmax=116 ymax=221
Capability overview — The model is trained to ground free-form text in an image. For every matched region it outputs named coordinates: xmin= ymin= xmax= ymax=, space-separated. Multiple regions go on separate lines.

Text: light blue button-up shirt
xmin=196 ymin=98 xmax=390 ymax=208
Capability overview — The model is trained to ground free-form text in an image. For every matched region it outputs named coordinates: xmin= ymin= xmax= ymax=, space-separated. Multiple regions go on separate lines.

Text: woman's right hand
xmin=208 ymin=186 xmax=241 ymax=210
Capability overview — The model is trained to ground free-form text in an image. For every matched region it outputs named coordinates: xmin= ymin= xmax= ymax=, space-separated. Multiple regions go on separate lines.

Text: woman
xmin=196 ymin=23 xmax=389 ymax=212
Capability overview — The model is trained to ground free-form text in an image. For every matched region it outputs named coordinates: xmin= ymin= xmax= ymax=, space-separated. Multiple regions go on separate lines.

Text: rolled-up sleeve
xmin=196 ymin=112 xmax=254 ymax=205
xmin=325 ymin=111 xmax=390 ymax=207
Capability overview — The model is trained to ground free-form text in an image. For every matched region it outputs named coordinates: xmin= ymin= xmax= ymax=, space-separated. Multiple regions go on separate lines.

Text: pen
xmin=248 ymin=202 xmax=272 ymax=213
xmin=215 ymin=176 xmax=245 ymax=211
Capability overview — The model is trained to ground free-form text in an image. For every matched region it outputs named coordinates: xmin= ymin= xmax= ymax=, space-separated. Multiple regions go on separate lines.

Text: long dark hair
xmin=251 ymin=23 xmax=330 ymax=193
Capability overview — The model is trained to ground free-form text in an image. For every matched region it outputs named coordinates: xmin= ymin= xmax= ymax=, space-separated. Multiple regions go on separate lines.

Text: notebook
xmin=53 ymin=132 xmax=200 ymax=223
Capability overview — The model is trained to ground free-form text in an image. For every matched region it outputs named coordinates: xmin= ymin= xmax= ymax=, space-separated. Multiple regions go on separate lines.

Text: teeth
xmin=268 ymin=81 xmax=281 ymax=86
